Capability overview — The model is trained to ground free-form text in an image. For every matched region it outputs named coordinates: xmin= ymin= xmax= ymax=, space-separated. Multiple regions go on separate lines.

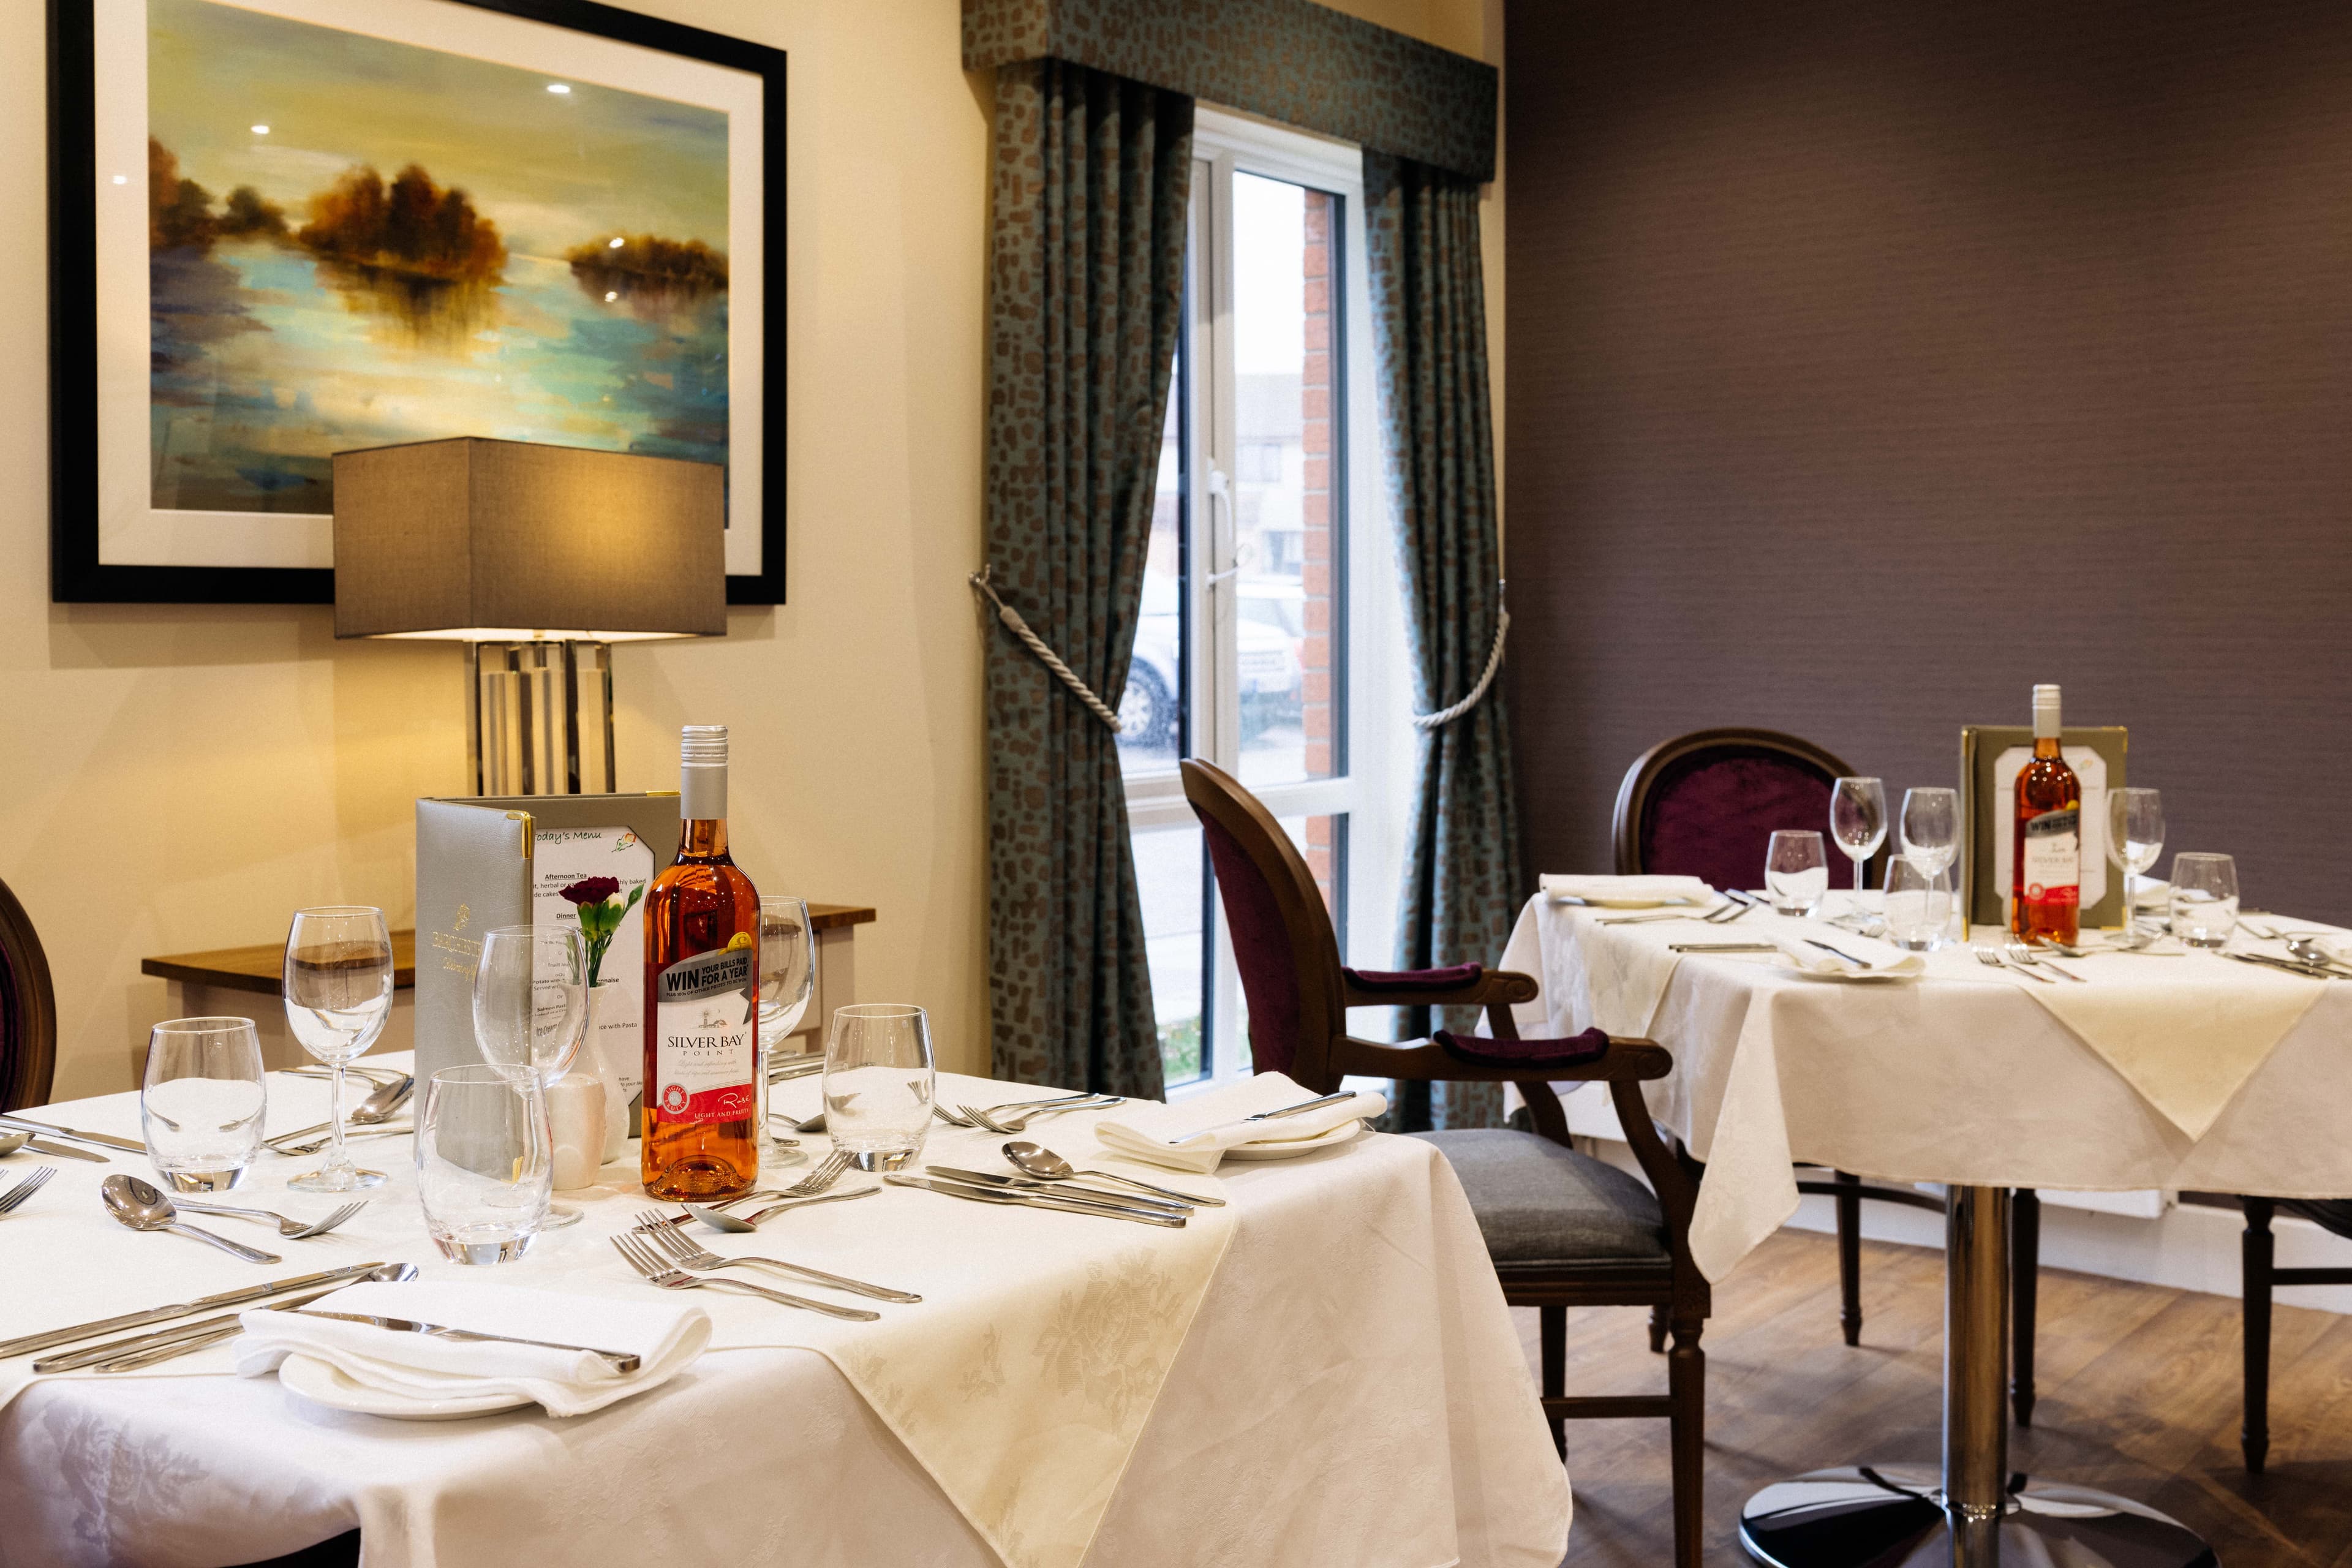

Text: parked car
xmin=1120 ymin=576 xmax=1305 ymax=752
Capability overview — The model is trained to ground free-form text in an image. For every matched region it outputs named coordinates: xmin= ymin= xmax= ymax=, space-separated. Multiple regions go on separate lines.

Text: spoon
xmin=2284 ymin=938 xmax=2352 ymax=977
xmin=1002 ymin=1141 xmax=1225 ymax=1207
xmin=683 ymin=1184 xmax=879 ymax=1232
xmin=265 ymin=1074 xmax=414 ymax=1149
xmin=102 ymin=1175 xmax=283 ymax=1264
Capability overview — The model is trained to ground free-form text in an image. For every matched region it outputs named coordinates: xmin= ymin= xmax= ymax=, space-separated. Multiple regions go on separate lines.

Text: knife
xmin=1161 ymin=1090 xmax=1357 ymax=1145
xmin=21 ymin=1138 xmax=108 ymax=1164
xmin=0 ymin=1115 xmax=145 ymax=1153
xmin=885 ymin=1174 xmax=1186 ymax=1227
xmin=926 ymin=1166 xmax=1193 ymax=1212
xmin=2223 ymin=951 xmax=2339 ymax=981
xmin=290 ymin=1310 xmax=641 ymax=1371
xmin=36 ymin=1284 xmax=356 ymax=1373
xmin=0 ymin=1261 xmax=397 ymax=1361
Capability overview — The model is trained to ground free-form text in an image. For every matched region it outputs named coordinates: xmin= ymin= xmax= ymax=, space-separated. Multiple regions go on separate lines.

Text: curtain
xmin=981 ymin=59 xmax=1193 ymax=1099
xmin=1363 ymin=151 xmax=1521 ymax=1131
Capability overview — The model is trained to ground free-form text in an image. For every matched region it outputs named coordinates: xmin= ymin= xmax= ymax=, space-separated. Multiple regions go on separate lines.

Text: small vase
xmin=587 ymin=978 xmax=635 ymax=1161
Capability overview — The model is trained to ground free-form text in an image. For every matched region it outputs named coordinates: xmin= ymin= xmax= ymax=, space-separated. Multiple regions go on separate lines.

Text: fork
xmin=172 ymin=1198 xmax=368 ymax=1239
xmin=959 ymin=1094 xmax=1121 ymax=1134
xmin=609 ymin=1233 xmax=881 ymax=1321
xmin=272 ymin=1125 xmax=413 ymax=1158
xmin=782 ymin=1148 xmax=854 ymax=1195
xmin=1974 ymin=947 xmax=2055 ymax=984
xmin=2003 ymin=943 xmax=2087 ymax=983
xmin=0 ymin=1166 xmax=55 ymax=1214
xmin=635 ymin=1218 xmax=921 ymax=1302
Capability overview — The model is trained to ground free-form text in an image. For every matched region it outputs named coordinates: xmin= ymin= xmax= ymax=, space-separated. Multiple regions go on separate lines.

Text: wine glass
xmin=282 ymin=907 xmax=394 ymax=1193
xmin=756 ymin=896 xmax=816 ymax=1145
xmin=1765 ymin=831 xmax=1830 ymax=917
xmin=2108 ymin=788 xmax=2165 ymax=946
xmin=1830 ymin=778 xmax=1887 ymax=908
xmin=823 ymin=1004 xmax=935 ymax=1171
xmin=471 ymin=925 xmax=588 ymax=1227
xmin=2169 ymin=853 xmax=2239 ymax=948
xmin=1899 ymin=787 xmax=1961 ymax=878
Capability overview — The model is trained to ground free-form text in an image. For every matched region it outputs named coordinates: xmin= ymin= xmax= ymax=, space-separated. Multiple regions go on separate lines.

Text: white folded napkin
xmin=1094 ymin=1072 xmax=1389 ymax=1174
xmin=1770 ymin=930 xmax=1925 ymax=978
xmin=235 ymin=1279 xmax=710 ymax=1417
xmin=1540 ymin=873 xmax=1712 ymax=905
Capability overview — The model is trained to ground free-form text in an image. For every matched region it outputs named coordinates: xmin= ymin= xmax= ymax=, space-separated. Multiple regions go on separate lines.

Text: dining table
xmin=1501 ymin=889 xmax=2352 ymax=1568
xmin=0 ymin=1054 xmax=1569 ymax=1568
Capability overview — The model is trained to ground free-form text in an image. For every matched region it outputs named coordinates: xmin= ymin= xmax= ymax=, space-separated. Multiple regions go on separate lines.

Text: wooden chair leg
xmin=1833 ymin=1169 xmax=1863 ymax=1346
xmin=1668 ymin=1321 xmax=1706 ymax=1568
xmin=1648 ymin=1302 xmax=1668 ymax=1354
xmin=1540 ymin=1304 xmax=1566 ymax=1457
xmin=2243 ymin=1197 xmax=2274 ymax=1474
xmin=2011 ymin=1188 xmax=2040 ymax=1427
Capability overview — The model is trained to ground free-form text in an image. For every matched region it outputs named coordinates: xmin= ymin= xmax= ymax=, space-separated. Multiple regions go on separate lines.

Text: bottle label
xmin=652 ymin=944 xmax=756 ymax=1125
xmin=2021 ymin=808 xmax=2081 ymax=908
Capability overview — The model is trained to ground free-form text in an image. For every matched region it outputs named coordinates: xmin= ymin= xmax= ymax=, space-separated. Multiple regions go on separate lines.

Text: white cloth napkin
xmin=1769 ymin=930 xmax=1926 ymax=978
xmin=1540 ymin=873 xmax=1711 ymax=904
xmin=234 ymin=1279 xmax=710 ymax=1417
xmin=1095 ymin=1072 xmax=1389 ymax=1173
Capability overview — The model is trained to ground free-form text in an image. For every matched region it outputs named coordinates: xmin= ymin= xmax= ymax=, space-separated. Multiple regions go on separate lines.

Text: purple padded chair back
xmin=0 ymin=876 xmax=57 ymax=1112
xmin=1197 ymin=812 xmax=1303 ymax=1074
xmin=1615 ymin=731 xmax=1864 ymax=895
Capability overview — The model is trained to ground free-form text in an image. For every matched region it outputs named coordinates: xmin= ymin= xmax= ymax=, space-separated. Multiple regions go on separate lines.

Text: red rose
xmin=560 ymin=876 xmax=622 ymax=906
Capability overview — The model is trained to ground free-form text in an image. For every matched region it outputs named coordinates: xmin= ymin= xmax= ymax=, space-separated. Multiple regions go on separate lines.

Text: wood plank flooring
xmin=1528 ymin=1229 xmax=2352 ymax=1566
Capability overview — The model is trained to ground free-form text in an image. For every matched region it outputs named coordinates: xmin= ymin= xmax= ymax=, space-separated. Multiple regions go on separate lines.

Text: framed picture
xmin=1960 ymin=725 xmax=2129 ymax=930
xmin=48 ymin=0 xmax=785 ymax=604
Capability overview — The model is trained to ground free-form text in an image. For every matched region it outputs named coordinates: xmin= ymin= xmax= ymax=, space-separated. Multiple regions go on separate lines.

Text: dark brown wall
xmin=1504 ymin=0 xmax=2352 ymax=922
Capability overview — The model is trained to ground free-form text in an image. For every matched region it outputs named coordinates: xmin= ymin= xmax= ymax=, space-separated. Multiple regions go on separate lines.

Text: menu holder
xmin=1959 ymin=726 xmax=2128 ymax=931
xmin=414 ymin=794 xmax=680 ymax=1105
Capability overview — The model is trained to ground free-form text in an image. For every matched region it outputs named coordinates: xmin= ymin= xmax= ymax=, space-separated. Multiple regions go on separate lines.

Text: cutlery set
xmin=1597 ymin=891 xmax=1759 ymax=927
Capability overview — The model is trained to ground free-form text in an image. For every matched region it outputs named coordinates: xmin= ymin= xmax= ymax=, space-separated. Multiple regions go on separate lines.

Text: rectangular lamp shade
xmin=331 ymin=437 xmax=727 ymax=641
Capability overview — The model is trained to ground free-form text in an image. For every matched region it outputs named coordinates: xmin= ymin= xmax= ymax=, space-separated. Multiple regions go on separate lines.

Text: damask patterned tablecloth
xmin=0 ymin=1060 xmax=1567 ymax=1568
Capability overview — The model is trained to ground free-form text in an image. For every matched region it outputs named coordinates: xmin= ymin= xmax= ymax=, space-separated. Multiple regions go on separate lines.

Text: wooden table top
xmin=142 ymin=904 xmax=877 ymax=996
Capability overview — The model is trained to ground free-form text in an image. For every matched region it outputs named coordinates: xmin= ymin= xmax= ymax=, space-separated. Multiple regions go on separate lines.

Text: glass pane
xmin=1118 ymin=344 xmax=1185 ymax=776
xmin=1135 ymin=824 xmax=1207 ymax=1086
xmin=1232 ymin=175 xmax=1342 ymax=788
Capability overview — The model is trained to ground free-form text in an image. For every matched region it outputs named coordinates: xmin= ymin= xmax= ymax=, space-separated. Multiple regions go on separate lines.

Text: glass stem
xmin=326 ymin=1060 xmax=350 ymax=1175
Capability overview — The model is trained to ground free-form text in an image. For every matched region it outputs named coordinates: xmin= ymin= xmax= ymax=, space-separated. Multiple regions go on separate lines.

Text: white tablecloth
xmin=1502 ymin=896 xmax=2352 ymax=1281
xmin=0 ymin=1060 xmax=1567 ymax=1568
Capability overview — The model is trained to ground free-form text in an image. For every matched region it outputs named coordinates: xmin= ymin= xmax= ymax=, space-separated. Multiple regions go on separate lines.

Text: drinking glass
xmin=140 ymin=1017 xmax=266 ymax=1193
xmin=1765 ymin=831 xmax=1830 ymax=917
xmin=756 ymin=896 xmax=816 ymax=1144
xmin=823 ymin=1003 xmax=935 ymax=1170
xmin=415 ymin=1064 xmax=549 ymax=1264
xmin=1899 ymin=787 xmax=1961 ymax=878
xmin=471 ymin=925 xmax=587 ymax=1226
xmin=1830 ymin=777 xmax=1888 ymax=897
xmin=2169 ymin=853 xmax=2239 ymax=948
xmin=2108 ymin=788 xmax=2165 ymax=943
xmin=282 ymin=906 xmax=394 ymax=1193
xmin=1882 ymin=859 xmax=1955 ymax=951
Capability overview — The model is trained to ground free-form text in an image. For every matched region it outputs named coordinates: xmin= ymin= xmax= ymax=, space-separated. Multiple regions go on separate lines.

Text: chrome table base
xmin=1738 ymin=1187 xmax=2217 ymax=1568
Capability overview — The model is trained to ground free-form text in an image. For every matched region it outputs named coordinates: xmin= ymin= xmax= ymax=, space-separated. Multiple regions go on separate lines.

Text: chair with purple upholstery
xmin=0 ymin=876 xmax=56 ymax=1114
xmin=1182 ymin=758 xmax=1712 ymax=1568
xmin=1615 ymin=729 xmax=2046 ymax=1423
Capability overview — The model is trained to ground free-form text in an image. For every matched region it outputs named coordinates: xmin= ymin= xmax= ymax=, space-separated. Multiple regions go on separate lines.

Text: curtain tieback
xmin=968 ymin=565 xmax=1125 ymax=733
xmin=1412 ymin=601 xmax=1510 ymax=731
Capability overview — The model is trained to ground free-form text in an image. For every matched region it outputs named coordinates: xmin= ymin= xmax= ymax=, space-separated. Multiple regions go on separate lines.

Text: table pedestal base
xmin=1738 ymin=1466 xmax=2215 ymax=1567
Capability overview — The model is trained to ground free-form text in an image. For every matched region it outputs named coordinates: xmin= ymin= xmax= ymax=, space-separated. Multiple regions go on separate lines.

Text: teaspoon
xmin=683 ymin=1185 xmax=879 ymax=1232
xmin=102 ymin=1174 xmax=284 ymax=1264
xmin=1001 ymin=1141 xmax=1224 ymax=1207
xmin=265 ymin=1074 xmax=413 ymax=1150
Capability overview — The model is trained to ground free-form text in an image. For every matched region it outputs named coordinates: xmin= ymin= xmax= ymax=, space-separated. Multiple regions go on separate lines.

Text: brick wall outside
xmin=1301 ymin=190 xmax=1339 ymax=919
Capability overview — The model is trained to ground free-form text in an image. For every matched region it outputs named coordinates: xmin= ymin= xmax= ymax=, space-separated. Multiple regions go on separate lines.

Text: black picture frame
xmin=47 ymin=0 xmax=786 ymax=605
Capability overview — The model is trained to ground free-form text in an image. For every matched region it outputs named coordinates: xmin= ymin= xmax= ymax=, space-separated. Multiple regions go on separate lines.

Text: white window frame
xmin=1125 ymin=107 xmax=1410 ymax=1095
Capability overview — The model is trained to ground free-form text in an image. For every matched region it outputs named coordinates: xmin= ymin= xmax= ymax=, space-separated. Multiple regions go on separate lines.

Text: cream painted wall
xmin=1 ymin=0 xmax=1499 ymax=1101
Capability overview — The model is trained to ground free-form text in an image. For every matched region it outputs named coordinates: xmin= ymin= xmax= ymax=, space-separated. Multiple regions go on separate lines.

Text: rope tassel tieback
xmin=970 ymin=565 xmax=1125 ymax=733
xmin=1412 ymin=594 xmax=1509 ymax=731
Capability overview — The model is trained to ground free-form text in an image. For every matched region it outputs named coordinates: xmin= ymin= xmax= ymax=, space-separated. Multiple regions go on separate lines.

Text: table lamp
xmin=332 ymin=437 xmax=726 ymax=795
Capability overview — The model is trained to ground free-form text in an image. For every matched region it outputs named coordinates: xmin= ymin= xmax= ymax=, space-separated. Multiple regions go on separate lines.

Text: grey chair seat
xmin=1417 ymin=1128 xmax=1667 ymax=1264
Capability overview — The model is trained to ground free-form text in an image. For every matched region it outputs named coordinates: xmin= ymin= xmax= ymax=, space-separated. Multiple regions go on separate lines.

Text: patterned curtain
xmin=982 ymin=59 xmax=1193 ymax=1099
xmin=1363 ymin=151 xmax=1521 ymax=1131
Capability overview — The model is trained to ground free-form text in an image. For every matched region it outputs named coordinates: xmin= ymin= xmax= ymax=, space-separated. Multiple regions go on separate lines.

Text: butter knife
xmin=0 ymin=1261 xmax=394 ymax=1361
xmin=0 ymin=1116 xmax=145 ymax=1153
xmin=884 ymin=1174 xmax=1186 ymax=1227
xmin=21 ymin=1138 xmax=108 ymax=1164
xmin=927 ymin=1166 xmax=1193 ymax=1212
xmin=36 ymin=1282 xmax=363 ymax=1373
xmin=291 ymin=1310 xmax=642 ymax=1371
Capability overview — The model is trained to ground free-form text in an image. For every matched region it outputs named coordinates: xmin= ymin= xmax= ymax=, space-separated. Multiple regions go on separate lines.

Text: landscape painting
xmin=145 ymin=0 xmax=731 ymax=516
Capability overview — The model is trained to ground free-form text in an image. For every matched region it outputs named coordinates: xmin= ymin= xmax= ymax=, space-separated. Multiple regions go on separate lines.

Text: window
xmin=1118 ymin=110 xmax=1412 ymax=1093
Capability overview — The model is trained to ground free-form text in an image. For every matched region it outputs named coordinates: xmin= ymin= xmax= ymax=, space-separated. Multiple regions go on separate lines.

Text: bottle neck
xmin=677 ymin=817 xmax=732 ymax=861
xmin=2034 ymin=735 xmax=2062 ymax=758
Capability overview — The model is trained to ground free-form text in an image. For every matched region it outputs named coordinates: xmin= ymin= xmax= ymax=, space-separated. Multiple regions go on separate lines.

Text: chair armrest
xmin=1341 ymin=966 xmax=1539 ymax=1011
xmin=1328 ymin=1033 xmax=1671 ymax=1085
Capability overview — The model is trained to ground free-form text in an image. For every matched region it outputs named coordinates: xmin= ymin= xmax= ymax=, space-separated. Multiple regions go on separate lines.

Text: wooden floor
xmin=1526 ymin=1229 xmax=2352 ymax=1566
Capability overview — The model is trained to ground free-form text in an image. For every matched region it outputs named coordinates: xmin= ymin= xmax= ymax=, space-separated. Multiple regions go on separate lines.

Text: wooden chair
xmin=1615 ymin=729 xmax=2049 ymax=1420
xmin=0 ymin=875 xmax=57 ymax=1113
xmin=1182 ymin=758 xmax=1711 ymax=1568
xmin=2239 ymin=1196 xmax=2352 ymax=1473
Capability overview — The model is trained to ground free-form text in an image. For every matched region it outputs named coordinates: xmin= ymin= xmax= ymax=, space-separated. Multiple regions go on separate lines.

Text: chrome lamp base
xmin=469 ymin=639 xmax=616 ymax=796
xmin=1739 ymin=1466 xmax=2215 ymax=1567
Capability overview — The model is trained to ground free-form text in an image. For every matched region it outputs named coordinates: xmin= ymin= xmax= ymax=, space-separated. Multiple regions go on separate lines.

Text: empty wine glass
xmin=2169 ymin=853 xmax=2239 ymax=948
xmin=756 ymin=896 xmax=816 ymax=1145
xmin=471 ymin=925 xmax=587 ymax=1227
xmin=1765 ymin=831 xmax=1830 ymax=918
xmin=823 ymin=1003 xmax=935 ymax=1171
xmin=2108 ymin=788 xmax=2165 ymax=945
xmin=1830 ymin=778 xmax=1887 ymax=904
xmin=141 ymin=1017 xmax=266 ymax=1193
xmin=282 ymin=907 xmax=394 ymax=1193
xmin=1899 ymin=787 xmax=1961 ymax=878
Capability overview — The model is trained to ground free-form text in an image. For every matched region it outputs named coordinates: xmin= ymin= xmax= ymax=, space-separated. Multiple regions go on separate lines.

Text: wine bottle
xmin=2011 ymin=684 xmax=2082 ymax=946
xmin=642 ymin=725 xmax=762 ymax=1199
